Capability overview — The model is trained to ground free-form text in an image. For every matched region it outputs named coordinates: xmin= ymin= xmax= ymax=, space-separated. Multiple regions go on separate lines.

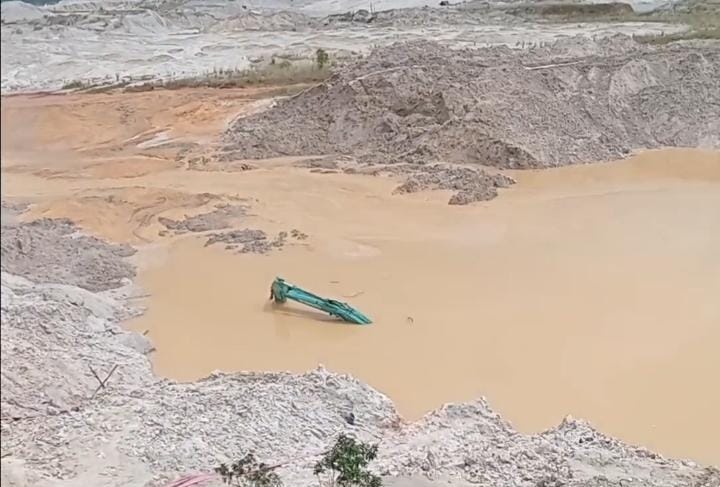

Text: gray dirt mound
xmin=0 ymin=218 xmax=136 ymax=292
xmin=223 ymin=36 xmax=720 ymax=170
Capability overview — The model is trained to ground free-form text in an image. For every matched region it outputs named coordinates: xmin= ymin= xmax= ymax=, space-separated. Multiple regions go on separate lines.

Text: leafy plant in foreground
xmin=216 ymin=453 xmax=282 ymax=487
xmin=314 ymin=434 xmax=382 ymax=487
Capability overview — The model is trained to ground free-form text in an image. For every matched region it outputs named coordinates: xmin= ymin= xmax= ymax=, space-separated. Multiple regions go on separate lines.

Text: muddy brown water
xmin=123 ymin=149 xmax=720 ymax=466
xmin=2 ymin=94 xmax=717 ymax=464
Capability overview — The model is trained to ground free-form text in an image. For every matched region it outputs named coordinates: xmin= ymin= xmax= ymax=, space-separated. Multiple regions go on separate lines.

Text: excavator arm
xmin=270 ymin=277 xmax=372 ymax=325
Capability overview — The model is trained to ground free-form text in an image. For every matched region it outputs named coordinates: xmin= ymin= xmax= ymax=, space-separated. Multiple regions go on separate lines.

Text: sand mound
xmin=223 ymin=36 xmax=720 ymax=170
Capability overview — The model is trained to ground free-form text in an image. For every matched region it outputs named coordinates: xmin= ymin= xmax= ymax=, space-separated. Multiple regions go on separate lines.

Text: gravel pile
xmin=223 ymin=35 xmax=720 ymax=172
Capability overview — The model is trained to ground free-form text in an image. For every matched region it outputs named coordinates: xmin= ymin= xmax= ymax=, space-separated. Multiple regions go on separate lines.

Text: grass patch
xmin=59 ymin=49 xmax=335 ymax=95
xmin=61 ymin=79 xmax=87 ymax=90
xmin=125 ymin=59 xmax=332 ymax=93
xmin=60 ymin=76 xmax=131 ymax=93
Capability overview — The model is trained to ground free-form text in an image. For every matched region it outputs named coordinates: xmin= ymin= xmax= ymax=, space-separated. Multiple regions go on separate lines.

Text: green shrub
xmin=61 ymin=80 xmax=85 ymax=90
xmin=314 ymin=434 xmax=381 ymax=487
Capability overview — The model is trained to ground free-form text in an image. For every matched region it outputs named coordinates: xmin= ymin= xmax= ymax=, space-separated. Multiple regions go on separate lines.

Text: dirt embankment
xmin=222 ymin=36 xmax=720 ymax=186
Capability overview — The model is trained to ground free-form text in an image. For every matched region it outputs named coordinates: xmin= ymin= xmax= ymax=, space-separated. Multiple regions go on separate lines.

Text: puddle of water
xmin=128 ymin=149 xmax=720 ymax=465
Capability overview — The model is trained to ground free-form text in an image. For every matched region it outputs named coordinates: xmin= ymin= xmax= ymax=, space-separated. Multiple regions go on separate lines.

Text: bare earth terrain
xmin=2 ymin=1 xmax=720 ymax=486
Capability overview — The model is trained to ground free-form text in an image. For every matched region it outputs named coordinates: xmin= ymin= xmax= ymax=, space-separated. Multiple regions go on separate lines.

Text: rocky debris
xmin=205 ymin=228 xmax=275 ymax=253
xmin=205 ymin=228 xmax=308 ymax=253
xmin=223 ymin=36 xmax=720 ymax=170
xmin=392 ymin=165 xmax=516 ymax=204
xmin=340 ymin=162 xmax=515 ymax=203
xmin=1 ymin=215 xmax=719 ymax=486
xmin=154 ymin=202 xmax=308 ymax=253
xmin=291 ymin=229 xmax=309 ymax=240
xmin=0 ymin=218 xmax=135 ymax=292
xmin=158 ymin=204 xmax=249 ymax=235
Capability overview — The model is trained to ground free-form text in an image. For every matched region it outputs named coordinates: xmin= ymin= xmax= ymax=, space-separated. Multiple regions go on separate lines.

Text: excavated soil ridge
xmin=223 ymin=36 xmax=720 ymax=169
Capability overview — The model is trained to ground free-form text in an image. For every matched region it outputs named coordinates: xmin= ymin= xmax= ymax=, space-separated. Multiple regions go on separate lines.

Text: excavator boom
xmin=270 ymin=277 xmax=372 ymax=325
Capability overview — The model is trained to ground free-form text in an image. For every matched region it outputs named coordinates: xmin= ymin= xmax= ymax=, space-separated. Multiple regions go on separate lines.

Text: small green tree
xmin=216 ymin=453 xmax=282 ymax=487
xmin=315 ymin=48 xmax=330 ymax=70
xmin=314 ymin=434 xmax=381 ymax=487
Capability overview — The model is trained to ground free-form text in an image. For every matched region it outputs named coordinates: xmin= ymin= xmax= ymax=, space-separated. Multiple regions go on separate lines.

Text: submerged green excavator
xmin=270 ymin=277 xmax=372 ymax=325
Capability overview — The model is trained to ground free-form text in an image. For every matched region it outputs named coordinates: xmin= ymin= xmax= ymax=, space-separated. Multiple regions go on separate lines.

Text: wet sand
xmin=2 ymin=91 xmax=718 ymax=465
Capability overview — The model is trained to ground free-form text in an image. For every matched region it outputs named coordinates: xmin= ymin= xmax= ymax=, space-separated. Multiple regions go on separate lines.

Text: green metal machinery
xmin=270 ymin=277 xmax=372 ymax=325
